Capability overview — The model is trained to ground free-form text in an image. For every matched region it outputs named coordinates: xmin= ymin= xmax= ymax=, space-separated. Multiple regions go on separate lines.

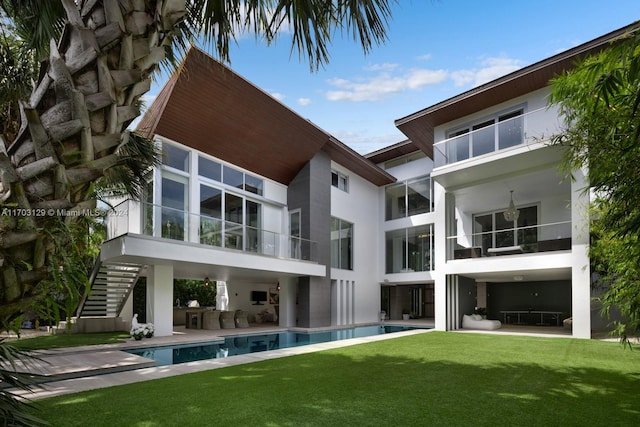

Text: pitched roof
xmin=394 ymin=21 xmax=640 ymax=158
xmin=137 ymin=47 xmax=394 ymax=186
xmin=365 ymin=139 xmax=418 ymax=164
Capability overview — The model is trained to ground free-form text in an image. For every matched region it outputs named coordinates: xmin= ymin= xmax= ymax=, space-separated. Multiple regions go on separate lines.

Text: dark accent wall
xmin=487 ymin=280 xmax=571 ymax=321
xmin=458 ymin=276 xmax=477 ymax=322
xmin=288 ymin=152 xmax=332 ymax=327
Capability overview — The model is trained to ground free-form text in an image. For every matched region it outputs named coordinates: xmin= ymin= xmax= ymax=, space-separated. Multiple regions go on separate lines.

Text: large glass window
xmin=446 ymin=108 xmax=524 ymax=163
xmin=385 ymin=225 xmax=433 ymax=273
xmin=385 ymin=176 xmax=432 ymax=220
xmin=223 ymin=165 xmax=243 ymax=190
xmin=245 ymin=200 xmax=261 ymax=252
xmin=162 ymin=143 xmax=189 ymax=172
xmin=290 ymin=210 xmax=301 ymax=259
xmin=200 ymin=185 xmax=222 ymax=246
xmin=498 ymin=110 xmax=524 ymax=149
xmin=225 ymin=193 xmax=243 ymax=249
xmin=245 ymin=174 xmax=264 ymax=196
xmin=161 ymin=175 xmax=188 ymax=240
xmin=198 ymin=156 xmax=221 ymax=181
xmin=472 ymin=119 xmax=495 ymax=156
xmin=473 ymin=205 xmax=537 ymax=253
xmin=331 ymin=217 xmax=353 ymax=270
xmin=447 ymin=129 xmax=470 ymax=163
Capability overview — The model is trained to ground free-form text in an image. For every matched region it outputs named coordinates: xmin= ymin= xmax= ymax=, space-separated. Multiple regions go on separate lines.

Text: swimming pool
xmin=127 ymin=324 xmax=428 ymax=366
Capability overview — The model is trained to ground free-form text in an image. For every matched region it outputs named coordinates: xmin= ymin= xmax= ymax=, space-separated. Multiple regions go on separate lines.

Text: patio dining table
xmin=499 ymin=310 xmax=563 ymax=326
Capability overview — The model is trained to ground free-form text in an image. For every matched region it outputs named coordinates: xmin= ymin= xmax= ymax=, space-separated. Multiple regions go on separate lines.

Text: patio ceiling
xmin=462 ymin=267 xmax=571 ymax=283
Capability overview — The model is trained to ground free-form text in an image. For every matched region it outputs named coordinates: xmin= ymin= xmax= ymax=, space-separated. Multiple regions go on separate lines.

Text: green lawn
xmin=7 ymin=332 xmax=130 ymax=351
xmin=31 ymin=332 xmax=640 ymax=426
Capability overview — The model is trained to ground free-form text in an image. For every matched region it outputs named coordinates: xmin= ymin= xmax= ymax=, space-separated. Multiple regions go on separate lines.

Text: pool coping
xmin=11 ymin=325 xmax=434 ymax=401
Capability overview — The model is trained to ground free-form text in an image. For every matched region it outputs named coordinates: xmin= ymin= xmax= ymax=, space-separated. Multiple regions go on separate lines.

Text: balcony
xmin=106 ymin=200 xmax=317 ymax=262
xmin=447 ymin=221 xmax=572 ymax=261
xmin=433 ymin=107 xmax=558 ymax=168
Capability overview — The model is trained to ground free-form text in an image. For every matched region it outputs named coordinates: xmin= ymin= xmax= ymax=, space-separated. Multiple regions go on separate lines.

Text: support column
xmin=278 ymin=277 xmax=297 ymax=327
xmin=216 ymin=282 xmax=228 ymax=311
xmin=571 ymin=167 xmax=591 ymax=338
xmin=146 ymin=264 xmax=174 ymax=337
xmin=433 ymin=182 xmax=448 ymax=331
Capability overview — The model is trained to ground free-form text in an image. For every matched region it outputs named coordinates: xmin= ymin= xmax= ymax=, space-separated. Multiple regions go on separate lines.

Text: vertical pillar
xmin=216 ymin=282 xmax=229 ymax=311
xmin=146 ymin=264 xmax=174 ymax=337
xmin=278 ymin=277 xmax=297 ymax=327
xmin=571 ymin=167 xmax=591 ymax=338
xmin=433 ymin=182 xmax=448 ymax=331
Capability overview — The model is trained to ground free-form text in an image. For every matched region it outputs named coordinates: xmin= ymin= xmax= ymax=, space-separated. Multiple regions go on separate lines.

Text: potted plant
xmin=402 ymin=308 xmax=410 ymax=321
xmin=130 ymin=322 xmax=154 ymax=340
xmin=131 ymin=326 xmax=145 ymax=340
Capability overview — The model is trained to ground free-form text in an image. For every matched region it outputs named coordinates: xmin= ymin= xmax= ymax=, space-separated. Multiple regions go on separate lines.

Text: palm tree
xmin=0 ymin=0 xmax=394 ymax=327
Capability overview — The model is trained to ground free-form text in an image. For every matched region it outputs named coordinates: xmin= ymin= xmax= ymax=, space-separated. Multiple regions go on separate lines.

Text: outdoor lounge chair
xmin=462 ymin=314 xmax=501 ymax=330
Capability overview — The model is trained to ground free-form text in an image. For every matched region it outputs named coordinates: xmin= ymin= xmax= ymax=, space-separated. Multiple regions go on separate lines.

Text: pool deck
xmin=6 ymin=319 xmax=577 ymax=401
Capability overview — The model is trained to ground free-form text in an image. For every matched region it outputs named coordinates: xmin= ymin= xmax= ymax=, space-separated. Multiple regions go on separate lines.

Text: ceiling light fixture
xmin=503 ymin=190 xmax=520 ymax=222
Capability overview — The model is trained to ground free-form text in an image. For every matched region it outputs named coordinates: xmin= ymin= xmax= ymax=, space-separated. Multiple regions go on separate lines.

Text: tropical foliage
xmin=0 ymin=1 xmax=394 ymax=424
xmin=549 ymin=22 xmax=640 ymax=343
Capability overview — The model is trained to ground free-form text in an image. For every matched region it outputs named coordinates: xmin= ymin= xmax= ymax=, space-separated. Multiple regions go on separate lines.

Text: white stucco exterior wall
xmin=571 ymin=167 xmax=591 ymax=338
xmin=146 ymin=264 xmax=174 ymax=337
xmin=330 ymin=162 xmax=381 ymax=325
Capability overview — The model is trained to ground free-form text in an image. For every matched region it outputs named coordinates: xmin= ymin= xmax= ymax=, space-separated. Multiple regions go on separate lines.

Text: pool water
xmin=126 ymin=325 xmax=427 ymax=366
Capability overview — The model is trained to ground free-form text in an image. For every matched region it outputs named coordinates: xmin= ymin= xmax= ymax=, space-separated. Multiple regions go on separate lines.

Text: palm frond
xmin=101 ymin=132 xmax=160 ymax=200
xmin=183 ymin=0 xmax=395 ymax=70
xmin=0 ymin=0 xmax=64 ymax=58
xmin=0 ymin=339 xmax=48 ymax=426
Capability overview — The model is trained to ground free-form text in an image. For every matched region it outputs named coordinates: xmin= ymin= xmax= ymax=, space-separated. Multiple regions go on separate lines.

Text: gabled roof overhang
xmin=394 ymin=21 xmax=640 ymax=159
xmin=365 ymin=139 xmax=419 ymax=165
xmin=137 ymin=47 xmax=393 ymax=186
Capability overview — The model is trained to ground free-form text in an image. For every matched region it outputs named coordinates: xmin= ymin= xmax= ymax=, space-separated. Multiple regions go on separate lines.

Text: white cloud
xmin=270 ymin=92 xmax=285 ymax=101
xmin=364 ymin=62 xmax=399 ymax=71
xmin=416 ymin=54 xmax=432 ymax=61
xmin=325 ymin=68 xmax=447 ymax=102
xmin=451 ymin=56 xmax=523 ymax=87
xmin=323 ymin=55 xmax=523 ymax=102
xmin=297 ymin=98 xmax=311 ymax=106
xmin=331 ymin=129 xmax=405 ymax=154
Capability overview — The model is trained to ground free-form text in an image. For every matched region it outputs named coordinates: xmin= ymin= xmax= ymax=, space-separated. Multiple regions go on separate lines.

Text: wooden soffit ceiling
xmin=138 ymin=47 xmax=393 ymax=186
xmin=137 ymin=48 xmax=331 ymax=185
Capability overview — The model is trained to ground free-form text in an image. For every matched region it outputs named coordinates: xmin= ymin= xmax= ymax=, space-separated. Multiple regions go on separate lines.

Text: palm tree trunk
xmin=0 ymin=0 xmax=185 ymax=326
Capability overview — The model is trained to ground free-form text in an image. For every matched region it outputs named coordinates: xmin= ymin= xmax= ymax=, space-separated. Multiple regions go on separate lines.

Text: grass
xmin=7 ymin=332 xmax=130 ymax=351
xmin=29 ymin=331 xmax=640 ymax=426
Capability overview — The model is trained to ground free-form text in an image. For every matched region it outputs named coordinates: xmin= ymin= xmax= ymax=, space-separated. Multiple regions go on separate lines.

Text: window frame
xmin=472 ymin=204 xmax=539 ymax=252
xmin=445 ymin=105 xmax=525 ymax=161
xmin=385 ymin=175 xmax=432 ymax=221
xmin=331 ymin=170 xmax=349 ymax=192
xmin=331 ymin=217 xmax=353 ymax=270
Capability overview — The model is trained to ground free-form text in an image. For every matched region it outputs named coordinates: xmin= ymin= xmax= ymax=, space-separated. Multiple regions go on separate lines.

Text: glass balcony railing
xmin=106 ymin=200 xmax=317 ymax=262
xmin=447 ymin=221 xmax=572 ymax=260
xmin=433 ymin=107 xmax=557 ymax=168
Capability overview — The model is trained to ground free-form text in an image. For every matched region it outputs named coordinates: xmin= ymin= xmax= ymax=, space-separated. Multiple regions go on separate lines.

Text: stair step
xmin=78 ymin=257 xmax=144 ymax=318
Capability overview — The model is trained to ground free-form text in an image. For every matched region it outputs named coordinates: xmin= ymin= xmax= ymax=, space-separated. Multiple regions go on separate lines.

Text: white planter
xmin=402 ymin=314 xmax=410 ymax=320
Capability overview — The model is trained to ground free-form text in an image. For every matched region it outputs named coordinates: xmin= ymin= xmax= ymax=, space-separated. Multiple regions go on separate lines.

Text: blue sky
xmin=144 ymin=0 xmax=640 ymax=155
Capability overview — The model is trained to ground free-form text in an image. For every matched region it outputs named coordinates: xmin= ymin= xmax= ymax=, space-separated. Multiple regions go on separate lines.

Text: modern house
xmin=79 ymin=23 xmax=637 ymax=339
